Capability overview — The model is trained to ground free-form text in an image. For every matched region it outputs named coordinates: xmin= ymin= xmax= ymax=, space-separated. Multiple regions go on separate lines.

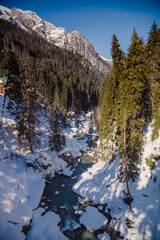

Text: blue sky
xmin=1 ymin=0 xmax=160 ymax=59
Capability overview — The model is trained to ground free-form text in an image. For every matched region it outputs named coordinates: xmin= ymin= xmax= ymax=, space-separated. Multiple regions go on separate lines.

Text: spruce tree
xmin=0 ymin=50 xmax=23 ymax=134
xmin=147 ymin=21 xmax=160 ymax=48
xmin=61 ymin=78 xmax=68 ymax=113
xmin=111 ymin=34 xmax=124 ymax=70
xmin=48 ymin=107 xmax=66 ymax=151
xmin=99 ymin=34 xmax=124 ymax=160
xmin=146 ymin=22 xmax=160 ymax=140
xmin=71 ymin=88 xmax=79 ymax=113
xmin=52 ymin=76 xmax=60 ymax=110
xmin=100 ymin=29 xmax=150 ymax=201
xmin=18 ymin=53 xmax=39 ymax=152
xmin=2 ymin=50 xmax=22 ymax=118
xmin=116 ymin=29 xmax=148 ymax=200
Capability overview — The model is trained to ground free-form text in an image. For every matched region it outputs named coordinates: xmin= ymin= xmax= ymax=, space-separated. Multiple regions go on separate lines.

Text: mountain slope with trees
xmin=0 ymin=5 xmax=112 ymax=74
xmin=72 ymin=22 xmax=160 ymax=240
xmin=0 ymin=19 xmax=103 ymax=112
xmin=0 ymin=18 xmax=105 ymax=151
xmin=99 ymin=22 xmax=160 ymax=200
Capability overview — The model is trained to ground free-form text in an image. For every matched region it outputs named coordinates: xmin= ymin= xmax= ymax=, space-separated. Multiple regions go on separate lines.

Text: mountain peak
xmin=0 ymin=5 xmax=112 ymax=73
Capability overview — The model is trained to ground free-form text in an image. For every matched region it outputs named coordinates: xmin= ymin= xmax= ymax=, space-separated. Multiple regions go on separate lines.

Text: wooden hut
xmin=0 ymin=75 xmax=8 ymax=95
xmin=0 ymin=79 xmax=5 ymax=95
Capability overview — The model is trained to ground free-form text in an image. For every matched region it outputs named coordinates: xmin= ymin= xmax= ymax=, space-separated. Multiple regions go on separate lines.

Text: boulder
xmin=79 ymin=206 xmax=108 ymax=232
xmin=59 ymin=150 xmax=73 ymax=164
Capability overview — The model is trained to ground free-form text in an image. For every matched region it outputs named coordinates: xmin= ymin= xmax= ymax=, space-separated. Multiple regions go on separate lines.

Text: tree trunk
xmin=0 ymin=93 xmax=6 ymax=130
xmin=123 ymin=109 xmax=126 ymax=150
xmin=126 ymin=175 xmax=132 ymax=199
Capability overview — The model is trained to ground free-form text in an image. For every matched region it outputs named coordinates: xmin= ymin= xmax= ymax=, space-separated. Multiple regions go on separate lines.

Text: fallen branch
xmin=106 ymin=176 xmax=120 ymax=187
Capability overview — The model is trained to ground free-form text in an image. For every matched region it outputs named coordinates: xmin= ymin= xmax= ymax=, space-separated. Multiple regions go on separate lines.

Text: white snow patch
xmin=61 ymin=219 xmax=80 ymax=232
xmin=79 ymin=206 xmax=108 ymax=231
xmin=137 ymin=123 xmax=160 ymax=189
xmin=98 ymin=232 xmax=110 ymax=240
xmin=75 ymin=210 xmax=84 ymax=215
xmin=59 ymin=206 xmax=66 ymax=209
xmin=27 ymin=210 xmax=67 ymax=239
xmin=0 ymin=159 xmax=45 ymax=240
xmin=0 ymin=5 xmax=11 ymax=13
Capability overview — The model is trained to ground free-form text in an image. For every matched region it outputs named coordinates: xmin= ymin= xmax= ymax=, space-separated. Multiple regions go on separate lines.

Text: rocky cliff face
xmin=0 ymin=5 xmax=112 ymax=73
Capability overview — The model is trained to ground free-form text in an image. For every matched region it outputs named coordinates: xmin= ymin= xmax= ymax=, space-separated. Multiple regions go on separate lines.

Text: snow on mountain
xmin=100 ymin=55 xmax=113 ymax=66
xmin=0 ymin=5 xmax=112 ymax=74
xmin=0 ymin=5 xmax=11 ymax=13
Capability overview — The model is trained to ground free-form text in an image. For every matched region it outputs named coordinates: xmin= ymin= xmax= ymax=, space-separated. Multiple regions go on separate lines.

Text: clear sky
xmin=1 ymin=0 xmax=160 ymax=59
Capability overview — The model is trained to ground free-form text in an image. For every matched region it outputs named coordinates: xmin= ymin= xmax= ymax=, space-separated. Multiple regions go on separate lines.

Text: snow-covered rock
xmin=98 ymin=232 xmax=110 ymax=240
xmin=58 ymin=150 xmax=73 ymax=164
xmin=79 ymin=206 xmax=108 ymax=231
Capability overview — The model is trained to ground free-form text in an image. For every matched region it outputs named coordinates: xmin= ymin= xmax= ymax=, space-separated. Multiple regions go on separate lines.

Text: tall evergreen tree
xmin=0 ymin=50 xmax=23 ymax=133
xmin=61 ymin=78 xmax=68 ymax=113
xmin=147 ymin=21 xmax=160 ymax=47
xmin=111 ymin=34 xmax=124 ymax=69
xmin=146 ymin=22 xmax=160 ymax=140
xmin=99 ymin=34 xmax=124 ymax=160
xmin=18 ymin=53 xmax=39 ymax=152
xmin=54 ymin=85 xmax=60 ymax=109
xmin=116 ymin=28 xmax=148 ymax=200
xmin=2 ymin=50 xmax=22 ymax=117
xmin=48 ymin=107 xmax=66 ymax=151
xmin=71 ymin=87 xmax=79 ymax=113
xmin=100 ymin=29 xmax=150 ymax=201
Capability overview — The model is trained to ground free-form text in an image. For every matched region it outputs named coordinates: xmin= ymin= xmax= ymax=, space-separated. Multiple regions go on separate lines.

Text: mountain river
xmin=41 ymin=117 xmax=99 ymax=239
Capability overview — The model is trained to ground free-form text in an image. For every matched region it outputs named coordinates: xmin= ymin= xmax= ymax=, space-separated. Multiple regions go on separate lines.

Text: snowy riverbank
xmin=0 ymin=94 xmax=160 ymax=240
xmin=73 ymin=124 xmax=160 ymax=240
xmin=0 ymin=95 xmax=91 ymax=239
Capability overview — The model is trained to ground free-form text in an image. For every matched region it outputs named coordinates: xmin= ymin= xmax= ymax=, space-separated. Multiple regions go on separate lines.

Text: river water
xmin=41 ymin=127 xmax=99 ymax=239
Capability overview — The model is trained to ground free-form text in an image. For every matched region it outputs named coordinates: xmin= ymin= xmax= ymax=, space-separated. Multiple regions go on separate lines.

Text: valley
xmin=0 ymin=3 xmax=160 ymax=240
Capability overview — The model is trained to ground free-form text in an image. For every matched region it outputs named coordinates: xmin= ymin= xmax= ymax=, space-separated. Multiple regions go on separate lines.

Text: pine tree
xmin=146 ymin=22 xmax=160 ymax=140
xmin=100 ymin=29 xmax=150 ymax=202
xmin=2 ymin=50 xmax=22 ymax=117
xmin=48 ymin=107 xmax=66 ymax=151
xmin=71 ymin=88 xmax=79 ymax=113
xmin=116 ymin=28 xmax=148 ymax=201
xmin=52 ymin=76 xmax=60 ymax=110
xmin=99 ymin=34 xmax=124 ymax=160
xmin=61 ymin=77 xmax=68 ymax=113
xmin=18 ymin=53 xmax=39 ymax=152
xmin=147 ymin=21 xmax=160 ymax=48
xmin=0 ymin=50 xmax=23 ymax=134
xmin=111 ymin=34 xmax=124 ymax=69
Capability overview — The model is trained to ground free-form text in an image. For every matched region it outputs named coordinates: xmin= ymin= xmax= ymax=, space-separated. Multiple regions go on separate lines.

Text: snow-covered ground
xmin=0 ymin=158 xmax=45 ymax=240
xmin=73 ymin=125 xmax=160 ymax=240
xmin=1 ymin=94 xmax=160 ymax=240
xmin=0 ymin=95 xmax=89 ymax=240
